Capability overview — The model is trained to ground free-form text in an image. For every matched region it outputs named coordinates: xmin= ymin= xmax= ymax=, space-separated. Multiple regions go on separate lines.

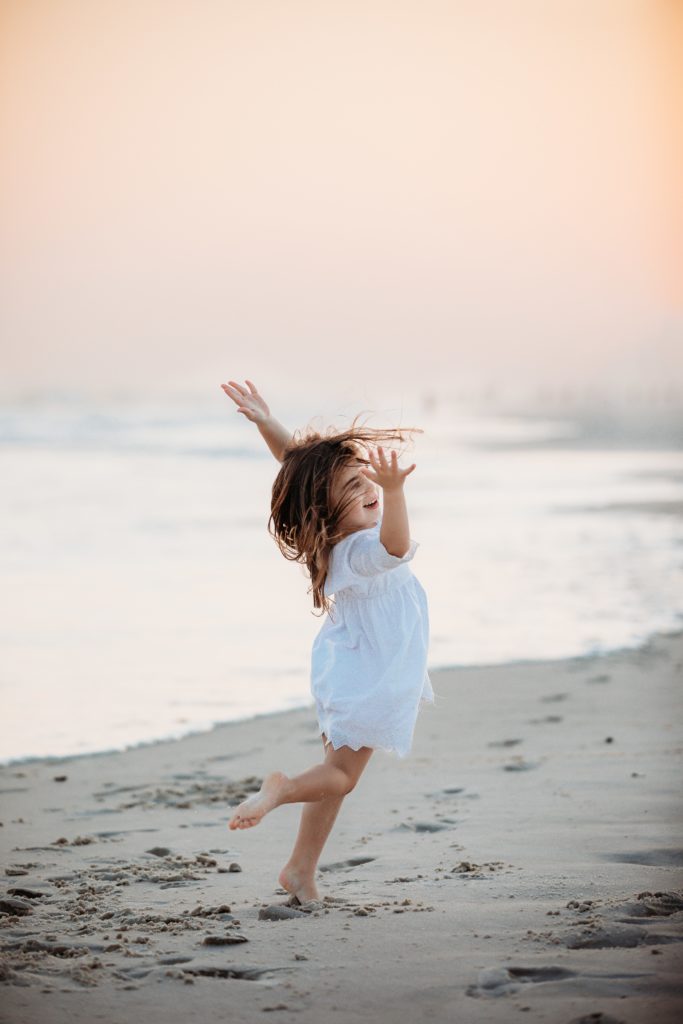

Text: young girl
xmin=220 ymin=379 xmax=435 ymax=909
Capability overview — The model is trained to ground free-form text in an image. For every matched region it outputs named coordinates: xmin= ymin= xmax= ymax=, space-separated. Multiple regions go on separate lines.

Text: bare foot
xmin=228 ymin=770 xmax=291 ymax=830
xmin=278 ymin=863 xmax=320 ymax=904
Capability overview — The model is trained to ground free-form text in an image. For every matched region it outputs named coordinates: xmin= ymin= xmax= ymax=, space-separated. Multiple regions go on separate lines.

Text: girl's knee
xmin=329 ymin=765 xmax=357 ymax=795
xmin=326 ymin=744 xmax=372 ymax=794
xmin=342 ymin=772 xmax=358 ymax=795
xmin=341 ymin=758 xmax=370 ymax=793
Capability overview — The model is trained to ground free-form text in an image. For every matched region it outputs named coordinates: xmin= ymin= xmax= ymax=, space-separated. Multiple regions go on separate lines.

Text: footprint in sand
xmin=392 ymin=821 xmax=453 ymax=833
xmin=180 ymin=964 xmax=289 ymax=980
xmin=430 ymin=786 xmax=483 ymax=802
xmin=600 ymin=848 xmax=683 ymax=868
xmin=502 ymin=757 xmax=541 ymax=771
xmin=565 ymin=923 xmax=682 ymax=949
xmin=259 ymin=904 xmax=312 ymax=920
xmin=318 ymin=856 xmax=376 ymax=873
xmin=487 ymin=738 xmax=524 ymax=748
xmin=566 ymin=1014 xmax=626 ymax=1024
xmin=258 ymin=894 xmax=348 ymax=920
xmin=561 ymin=888 xmax=683 ymax=949
xmin=6 ymin=886 xmax=49 ymax=901
xmin=0 ymin=896 xmax=33 ymax=916
xmin=466 ymin=963 xmax=648 ymax=1001
xmin=466 ymin=964 xmax=577 ymax=997
xmin=426 ymin=786 xmax=471 ymax=799
xmin=611 ymin=890 xmax=683 ymax=920
xmin=205 ymin=748 xmax=264 ymax=762
xmin=93 ymin=775 xmax=263 ymax=812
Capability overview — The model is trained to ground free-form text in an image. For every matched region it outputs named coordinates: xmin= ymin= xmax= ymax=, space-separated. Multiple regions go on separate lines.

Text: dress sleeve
xmin=326 ymin=525 xmax=419 ymax=594
xmin=347 ymin=529 xmax=419 ymax=577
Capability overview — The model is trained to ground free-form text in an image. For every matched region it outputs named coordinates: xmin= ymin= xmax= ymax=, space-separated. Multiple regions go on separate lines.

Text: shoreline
xmin=4 ymin=627 xmax=682 ymax=770
xmin=2 ymin=626 xmax=682 ymax=1022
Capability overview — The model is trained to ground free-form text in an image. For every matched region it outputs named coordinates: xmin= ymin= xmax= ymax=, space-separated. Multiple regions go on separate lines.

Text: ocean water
xmin=1 ymin=397 xmax=681 ymax=764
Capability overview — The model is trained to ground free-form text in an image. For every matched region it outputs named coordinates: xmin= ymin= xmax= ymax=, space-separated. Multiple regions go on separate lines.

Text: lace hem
xmin=322 ymin=729 xmax=413 ymax=760
xmin=318 ymin=705 xmax=434 ymax=760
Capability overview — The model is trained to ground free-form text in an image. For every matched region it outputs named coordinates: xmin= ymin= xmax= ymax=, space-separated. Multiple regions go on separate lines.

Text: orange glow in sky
xmin=0 ymin=0 xmax=681 ymax=400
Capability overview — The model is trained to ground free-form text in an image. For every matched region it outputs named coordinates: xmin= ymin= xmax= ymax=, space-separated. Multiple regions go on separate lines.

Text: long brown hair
xmin=268 ymin=414 xmax=422 ymax=616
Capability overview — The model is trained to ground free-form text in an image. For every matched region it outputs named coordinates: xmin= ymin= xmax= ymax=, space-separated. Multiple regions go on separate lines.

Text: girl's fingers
xmin=221 ymin=384 xmax=242 ymax=403
xmin=245 ymin=379 xmax=258 ymax=394
xmin=365 ymin=447 xmax=414 ymax=482
xmin=227 ymin=380 xmax=248 ymax=396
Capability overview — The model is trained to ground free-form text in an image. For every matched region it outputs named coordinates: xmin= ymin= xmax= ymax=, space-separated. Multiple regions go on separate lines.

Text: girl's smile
xmin=330 ymin=459 xmax=381 ymax=532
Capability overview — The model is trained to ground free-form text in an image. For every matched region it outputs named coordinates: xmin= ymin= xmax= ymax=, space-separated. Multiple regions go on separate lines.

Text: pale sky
xmin=1 ymin=0 xmax=681 ymax=405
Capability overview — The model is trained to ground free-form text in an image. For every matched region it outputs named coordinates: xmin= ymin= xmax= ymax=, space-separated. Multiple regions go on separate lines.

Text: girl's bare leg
xmin=278 ymin=735 xmax=363 ymax=903
xmin=277 ymin=796 xmax=344 ymax=902
xmin=227 ymin=735 xmax=374 ymax=853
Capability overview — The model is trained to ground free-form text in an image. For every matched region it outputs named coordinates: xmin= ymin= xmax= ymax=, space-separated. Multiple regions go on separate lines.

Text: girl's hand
xmin=360 ymin=446 xmax=416 ymax=493
xmin=221 ymin=379 xmax=271 ymax=424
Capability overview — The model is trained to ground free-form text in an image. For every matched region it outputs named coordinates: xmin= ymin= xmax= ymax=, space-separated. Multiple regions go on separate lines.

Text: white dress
xmin=310 ymin=517 xmax=436 ymax=759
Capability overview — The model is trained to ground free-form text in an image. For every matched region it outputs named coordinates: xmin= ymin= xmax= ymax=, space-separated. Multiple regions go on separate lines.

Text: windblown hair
xmin=268 ymin=414 xmax=422 ymax=617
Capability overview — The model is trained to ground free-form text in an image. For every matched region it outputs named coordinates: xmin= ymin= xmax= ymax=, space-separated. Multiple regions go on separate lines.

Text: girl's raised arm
xmin=360 ymin=446 xmax=416 ymax=558
xmin=221 ymin=379 xmax=293 ymax=463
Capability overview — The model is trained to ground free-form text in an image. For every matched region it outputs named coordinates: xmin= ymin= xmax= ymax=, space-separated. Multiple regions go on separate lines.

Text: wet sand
xmin=2 ymin=630 xmax=683 ymax=1023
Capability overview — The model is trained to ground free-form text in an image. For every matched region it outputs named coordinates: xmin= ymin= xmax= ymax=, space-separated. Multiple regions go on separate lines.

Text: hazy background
xmin=1 ymin=0 xmax=681 ymax=410
xmin=1 ymin=1 xmax=682 ymax=763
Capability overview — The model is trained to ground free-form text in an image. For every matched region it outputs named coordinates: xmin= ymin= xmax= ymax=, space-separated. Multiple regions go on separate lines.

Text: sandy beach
xmin=2 ymin=629 xmax=682 ymax=1023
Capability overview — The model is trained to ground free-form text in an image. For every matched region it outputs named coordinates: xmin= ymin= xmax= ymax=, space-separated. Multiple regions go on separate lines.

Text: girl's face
xmin=331 ymin=458 xmax=380 ymax=533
